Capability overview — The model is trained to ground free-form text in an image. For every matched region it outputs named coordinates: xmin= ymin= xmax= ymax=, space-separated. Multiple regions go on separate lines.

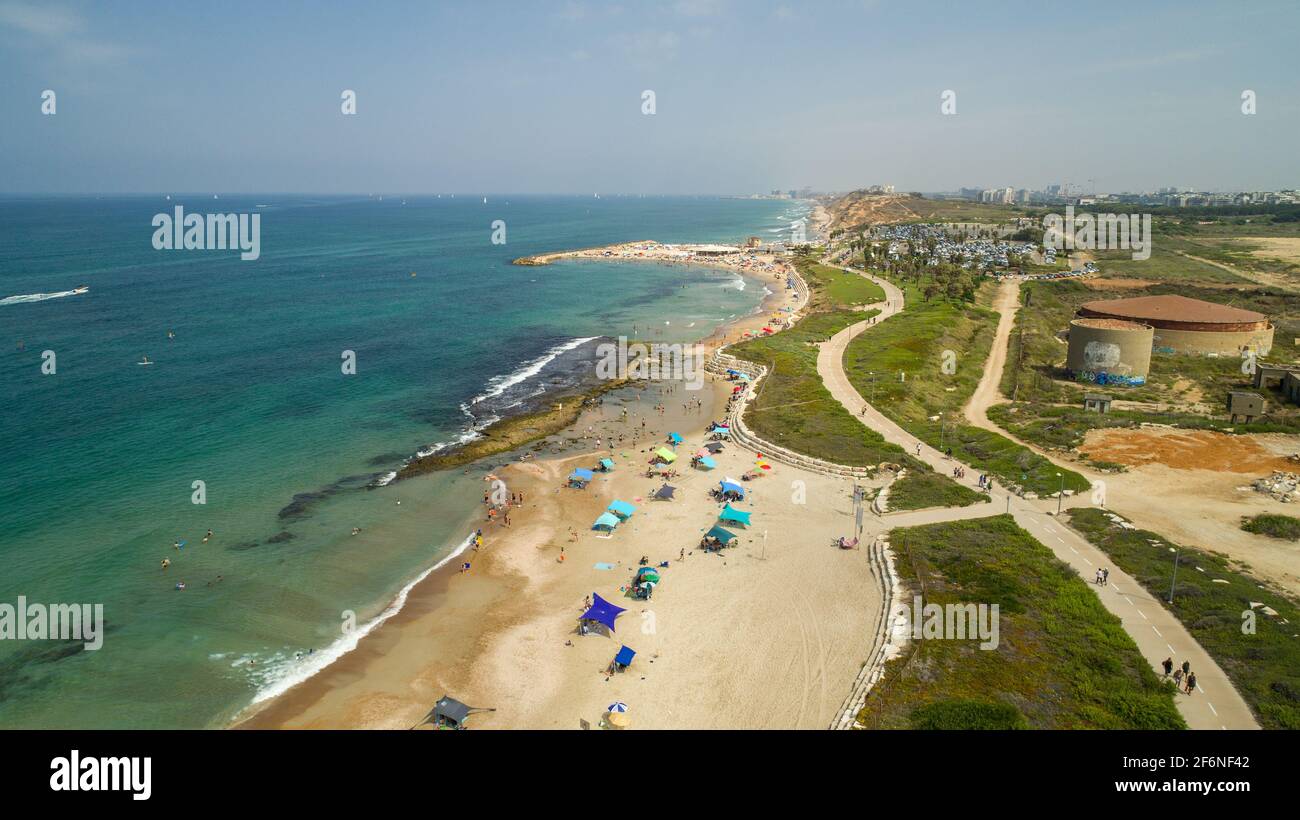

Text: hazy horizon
xmin=3 ymin=0 xmax=1298 ymax=195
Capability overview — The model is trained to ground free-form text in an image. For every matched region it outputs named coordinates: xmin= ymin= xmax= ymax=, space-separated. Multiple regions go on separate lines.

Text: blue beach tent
xmin=704 ymin=525 xmax=738 ymax=545
xmin=719 ymin=504 xmax=751 ymax=527
xmin=607 ymin=500 xmax=637 ymax=520
xmin=697 ymin=456 xmax=717 ymax=470
xmin=598 ymin=458 xmax=615 ymax=472
xmin=719 ymin=480 xmax=745 ymax=499
xmin=668 ymin=432 xmax=683 ymax=445
xmin=593 ymin=512 xmax=621 ymax=531
xmin=580 ymin=593 xmax=627 ymax=632
xmin=569 ymin=468 xmax=595 ymax=488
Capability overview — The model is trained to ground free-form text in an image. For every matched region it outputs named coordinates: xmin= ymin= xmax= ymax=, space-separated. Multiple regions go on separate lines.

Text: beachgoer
xmin=1186 ymin=672 xmax=1196 ymax=695
xmin=1181 ymin=659 xmax=1190 ymax=677
xmin=1162 ymin=657 xmax=1173 ymax=677
xmin=1172 ymin=668 xmax=1183 ymax=687
xmin=161 ymin=558 xmax=170 ymax=570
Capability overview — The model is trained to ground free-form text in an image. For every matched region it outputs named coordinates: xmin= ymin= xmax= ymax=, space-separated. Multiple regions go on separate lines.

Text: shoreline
xmin=232 ymin=248 xmax=814 ymax=727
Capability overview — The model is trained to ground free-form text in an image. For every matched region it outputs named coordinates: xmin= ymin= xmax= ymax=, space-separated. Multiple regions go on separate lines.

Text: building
xmin=1065 ymin=318 xmax=1154 ymax=386
xmin=1077 ymin=295 xmax=1273 ymax=356
xmin=1083 ymin=393 xmax=1113 ymax=413
xmin=1227 ymin=391 xmax=1265 ymax=422
xmin=1253 ymin=362 xmax=1300 ymax=390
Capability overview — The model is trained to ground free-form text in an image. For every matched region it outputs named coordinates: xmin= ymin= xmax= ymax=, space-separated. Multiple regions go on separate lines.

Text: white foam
xmin=467 ymin=336 xmax=598 ymax=407
xmin=1 ymin=288 xmax=85 ymax=306
xmin=243 ymin=530 xmax=479 ymax=709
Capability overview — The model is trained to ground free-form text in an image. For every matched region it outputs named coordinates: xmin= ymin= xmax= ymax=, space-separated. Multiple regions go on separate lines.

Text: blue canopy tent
xmin=668 ymin=432 xmax=683 ymax=445
xmin=580 ymin=593 xmax=626 ymax=633
xmin=719 ymin=504 xmax=751 ymax=528
xmin=597 ymin=458 xmax=615 ymax=472
xmin=704 ymin=525 xmax=738 ymax=545
xmin=696 ymin=456 xmax=717 ymax=470
xmin=614 ymin=645 xmax=636 ymax=668
xmin=607 ymin=500 xmax=637 ymax=520
xmin=719 ymin=480 xmax=745 ymax=500
xmin=569 ymin=468 xmax=594 ymax=488
xmin=592 ymin=512 xmax=621 ymax=532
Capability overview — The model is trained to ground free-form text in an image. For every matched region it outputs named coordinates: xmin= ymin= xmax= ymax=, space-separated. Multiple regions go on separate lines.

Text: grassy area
xmin=1067 ymin=508 xmax=1300 ymax=729
xmin=841 ymin=277 xmax=1089 ymax=495
xmin=888 ymin=467 xmax=988 ymax=511
xmin=857 ymin=515 xmax=1184 ymax=729
xmin=798 ymin=260 xmax=885 ymax=307
xmin=1240 ymin=513 xmax=1300 ymax=541
xmin=728 ymin=256 xmax=974 ymax=503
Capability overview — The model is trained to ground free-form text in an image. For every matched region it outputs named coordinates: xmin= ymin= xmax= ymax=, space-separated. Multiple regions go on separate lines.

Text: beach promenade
xmin=813 ymin=262 xmax=1259 ymax=730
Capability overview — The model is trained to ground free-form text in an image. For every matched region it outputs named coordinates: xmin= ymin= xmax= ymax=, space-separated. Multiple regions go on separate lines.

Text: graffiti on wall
xmin=1073 ymin=370 xmax=1146 ymax=387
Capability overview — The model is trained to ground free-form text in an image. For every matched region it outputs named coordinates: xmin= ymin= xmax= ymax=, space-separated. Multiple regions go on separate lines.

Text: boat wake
xmin=1 ymin=288 xmax=86 ymax=306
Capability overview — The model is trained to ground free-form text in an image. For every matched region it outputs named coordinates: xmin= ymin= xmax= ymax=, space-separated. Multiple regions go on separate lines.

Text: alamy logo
xmin=595 ymin=336 xmax=705 ymax=391
xmin=0 ymin=596 xmax=103 ymax=650
xmin=50 ymin=750 xmax=151 ymax=801
xmin=1042 ymin=205 xmax=1151 ymax=261
xmin=151 ymin=206 xmax=261 ymax=260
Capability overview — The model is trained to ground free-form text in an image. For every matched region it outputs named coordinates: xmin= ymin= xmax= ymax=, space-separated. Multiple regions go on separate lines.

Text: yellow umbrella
xmin=607 ymin=711 xmax=631 ymax=729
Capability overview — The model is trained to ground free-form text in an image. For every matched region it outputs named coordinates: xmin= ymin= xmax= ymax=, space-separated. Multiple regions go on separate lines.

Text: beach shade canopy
xmin=737 ymin=374 xmax=752 ymax=381
xmin=654 ymin=484 xmax=677 ymax=500
xmin=581 ymin=593 xmax=626 ymax=632
xmin=719 ymin=480 xmax=745 ymax=499
xmin=569 ymin=468 xmax=594 ymax=487
xmin=704 ymin=442 xmax=724 ymax=453
xmin=608 ymin=701 xmax=629 ymax=713
xmin=636 ymin=567 xmax=661 ymax=584
xmin=593 ymin=512 xmax=621 ymax=531
xmin=614 ymin=645 xmax=636 ymax=666
xmin=697 ymin=456 xmax=717 ymax=470
xmin=433 ymin=696 xmax=471 ymax=728
xmin=705 ymin=525 xmax=738 ymax=544
xmin=708 ymin=422 xmax=730 ymax=431
xmin=668 ymin=432 xmax=683 ymax=444
xmin=597 ymin=458 xmax=615 ymax=471
xmin=719 ymin=504 xmax=752 ymax=527
xmin=725 ymin=369 xmax=741 ymax=376
xmin=607 ymin=499 xmax=637 ymax=519
xmin=654 ymin=447 xmax=678 ymax=464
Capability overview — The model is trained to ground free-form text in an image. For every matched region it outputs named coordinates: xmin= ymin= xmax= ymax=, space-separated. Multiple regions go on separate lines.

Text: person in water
xmin=161 ymin=558 xmax=170 ymax=570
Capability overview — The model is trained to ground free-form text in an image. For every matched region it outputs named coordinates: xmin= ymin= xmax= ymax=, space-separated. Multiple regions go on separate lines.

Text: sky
xmin=1 ymin=0 xmax=1297 ymax=195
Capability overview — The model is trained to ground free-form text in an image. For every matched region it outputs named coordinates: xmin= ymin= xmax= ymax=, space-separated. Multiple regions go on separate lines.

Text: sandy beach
xmin=237 ymin=252 xmax=878 ymax=730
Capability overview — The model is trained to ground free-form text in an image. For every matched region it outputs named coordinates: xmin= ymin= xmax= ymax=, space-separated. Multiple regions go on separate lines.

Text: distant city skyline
xmin=2 ymin=0 xmax=1298 ymax=195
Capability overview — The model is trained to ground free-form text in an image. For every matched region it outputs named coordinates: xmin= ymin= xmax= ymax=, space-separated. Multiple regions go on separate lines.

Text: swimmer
xmin=161 ymin=558 xmax=171 ymax=570
xmin=175 ymin=581 xmax=186 ymax=590
xmin=203 ymin=528 xmax=213 ymax=543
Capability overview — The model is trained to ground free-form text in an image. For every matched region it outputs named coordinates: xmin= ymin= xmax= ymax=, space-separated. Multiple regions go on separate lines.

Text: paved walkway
xmin=815 ymin=264 xmax=1258 ymax=730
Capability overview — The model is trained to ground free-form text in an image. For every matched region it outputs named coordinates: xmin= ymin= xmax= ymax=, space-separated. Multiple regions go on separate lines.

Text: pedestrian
xmin=1102 ymin=568 xmax=1109 ymax=585
xmin=915 ymin=442 xmax=922 ymax=456
xmin=1162 ymin=657 xmax=1173 ymax=677
xmin=1095 ymin=568 xmax=1104 ymax=585
xmin=1181 ymin=659 xmax=1190 ymax=677
xmin=1172 ymin=668 xmax=1183 ymax=688
xmin=1186 ymin=672 xmax=1197 ymax=695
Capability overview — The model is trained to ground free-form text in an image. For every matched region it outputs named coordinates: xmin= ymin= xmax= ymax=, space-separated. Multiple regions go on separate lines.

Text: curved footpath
xmin=815 ymin=264 xmax=1258 ymax=730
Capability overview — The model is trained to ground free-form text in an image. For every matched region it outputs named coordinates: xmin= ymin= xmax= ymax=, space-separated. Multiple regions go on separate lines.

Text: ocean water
xmin=0 ymin=194 xmax=806 ymax=728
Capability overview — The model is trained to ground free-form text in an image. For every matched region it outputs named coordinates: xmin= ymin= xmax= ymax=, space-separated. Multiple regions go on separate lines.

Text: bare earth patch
xmin=1078 ymin=427 xmax=1300 ymax=598
xmin=1237 ymin=236 xmax=1300 ymax=266
xmin=1080 ymin=427 xmax=1292 ymax=473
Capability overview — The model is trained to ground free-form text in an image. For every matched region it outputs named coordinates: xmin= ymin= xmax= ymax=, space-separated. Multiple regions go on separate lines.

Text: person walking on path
xmin=1162 ymin=657 xmax=1173 ymax=677
xmin=1181 ymin=659 xmax=1190 ymax=677
xmin=1186 ymin=672 xmax=1197 ymax=695
xmin=1101 ymin=568 xmax=1109 ymax=586
xmin=1172 ymin=668 xmax=1184 ymax=689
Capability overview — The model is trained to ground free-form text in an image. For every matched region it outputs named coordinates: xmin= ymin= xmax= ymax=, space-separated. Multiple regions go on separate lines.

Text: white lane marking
xmin=1122 ymin=596 xmax=1134 ymax=606
xmin=1069 ymin=546 xmax=1079 ymax=554
xmin=1167 ymin=643 xmax=1176 ymax=654
xmin=1207 ymin=702 xmax=1218 ymax=716
xmin=1152 ymin=626 xmax=1163 ymax=637
xmin=1137 ymin=609 xmax=1148 ymax=620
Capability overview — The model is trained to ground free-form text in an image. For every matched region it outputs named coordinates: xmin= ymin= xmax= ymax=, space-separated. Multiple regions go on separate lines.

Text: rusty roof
xmin=1079 ymin=295 xmax=1265 ymax=324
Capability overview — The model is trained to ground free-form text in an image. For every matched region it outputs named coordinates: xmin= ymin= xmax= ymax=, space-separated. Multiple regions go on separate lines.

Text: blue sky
xmin=1 ymin=0 xmax=1297 ymax=194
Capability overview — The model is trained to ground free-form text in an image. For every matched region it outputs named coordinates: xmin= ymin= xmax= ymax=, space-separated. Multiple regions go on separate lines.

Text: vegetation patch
xmin=1240 ymin=513 xmax=1300 ymax=541
xmin=1067 ymin=508 xmax=1300 ymax=729
xmin=857 ymin=515 xmax=1184 ymax=729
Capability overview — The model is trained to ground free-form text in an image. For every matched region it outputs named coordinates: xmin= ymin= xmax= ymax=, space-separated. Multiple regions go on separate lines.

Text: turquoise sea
xmin=0 ymin=194 xmax=805 ymax=728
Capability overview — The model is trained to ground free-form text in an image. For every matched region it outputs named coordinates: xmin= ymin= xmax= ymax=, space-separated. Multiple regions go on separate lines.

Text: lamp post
xmin=1055 ymin=472 xmax=1064 ymax=515
xmin=1167 ymin=546 xmax=1179 ymax=604
xmin=938 ymin=413 xmax=945 ymax=454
